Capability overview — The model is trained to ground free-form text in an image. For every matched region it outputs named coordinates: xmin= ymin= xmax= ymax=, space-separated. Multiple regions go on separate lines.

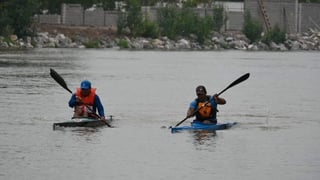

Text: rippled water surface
xmin=0 ymin=49 xmax=319 ymax=180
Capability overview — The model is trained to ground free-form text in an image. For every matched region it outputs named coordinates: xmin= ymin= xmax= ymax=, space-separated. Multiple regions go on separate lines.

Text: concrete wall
xmin=60 ymin=4 xmax=120 ymax=27
xmin=37 ymin=14 xmax=61 ymax=24
xmin=105 ymin=11 xmax=120 ymax=28
xmin=299 ymin=3 xmax=320 ymax=32
xmin=227 ymin=11 xmax=244 ymax=31
xmin=84 ymin=8 xmax=105 ymax=26
xmin=244 ymin=0 xmax=298 ymax=33
xmin=61 ymin=4 xmax=84 ymax=25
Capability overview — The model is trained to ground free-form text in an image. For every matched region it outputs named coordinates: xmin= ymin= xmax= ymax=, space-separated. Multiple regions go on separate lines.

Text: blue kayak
xmin=171 ymin=121 xmax=237 ymax=133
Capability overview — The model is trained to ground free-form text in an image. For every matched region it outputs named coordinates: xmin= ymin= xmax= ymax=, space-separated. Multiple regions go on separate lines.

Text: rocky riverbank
xmin=0 ymin=25 xmax=319 ymax=51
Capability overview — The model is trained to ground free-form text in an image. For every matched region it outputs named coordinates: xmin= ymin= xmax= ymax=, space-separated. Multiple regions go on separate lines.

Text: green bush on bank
xmin=242 ymin=11 xmax=263 ymax=43
xmin=157 ymin=6 xmax=179 ymax=39
xmin=118 ymin=39 xmax=129 ymax=48
xmin=126 ymin=0 xmax=144 ymax=37
xmin=141 ymin=16 xmax=159 ymax=38
xmin=263 ymin=24 xmax=286 ymax=45
xmin=117 ymin=1 xmax=225 ymax=44
xmin=117 ymin=13 xmax=128 ymax=35
xmin=194 ymin=16 xmax=214 ymax=44
xmin=212 ymin=5 xmax=225 ymax=32
xmin=157 ymin=6 xmax=214 ymax=44
xmin=83 ymin=40 xmax=100 ymax=48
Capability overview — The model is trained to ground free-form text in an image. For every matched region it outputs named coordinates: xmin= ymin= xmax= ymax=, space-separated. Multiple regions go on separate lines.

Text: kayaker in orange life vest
xmin=68 ymin=80 xmax=106 ymax=122
xmin=187 ymin=85 xmax=226 ymax=124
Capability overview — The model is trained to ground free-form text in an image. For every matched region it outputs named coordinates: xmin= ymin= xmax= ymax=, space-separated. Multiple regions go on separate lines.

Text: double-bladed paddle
xmin=171 ymin=73 xmax=250 ymax=128
xmin=50 ymin=68 xmax=112 ymax=127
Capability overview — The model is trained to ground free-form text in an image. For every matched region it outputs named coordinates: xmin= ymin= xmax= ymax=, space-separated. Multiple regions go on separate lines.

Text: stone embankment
xmin=0 ymin=25 xmax=319 ymax=51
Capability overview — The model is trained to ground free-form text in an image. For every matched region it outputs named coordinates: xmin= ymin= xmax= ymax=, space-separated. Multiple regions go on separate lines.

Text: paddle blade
xmin=50 ymin=68 xmax=73 ymax=94
xmin=218 ymin=73 xmax=250 ymax=96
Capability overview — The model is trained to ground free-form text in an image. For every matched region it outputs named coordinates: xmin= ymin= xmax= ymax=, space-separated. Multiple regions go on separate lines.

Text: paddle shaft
xmin=50 ymin=68 xmax=112 ymax=127
xmin=173 ymin=73 xmax=250 ymax=127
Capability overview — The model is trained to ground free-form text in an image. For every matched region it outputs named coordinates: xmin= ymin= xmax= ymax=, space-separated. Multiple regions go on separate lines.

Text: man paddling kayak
xmin=187 ymin=85 xmax=226 ymax=124
xmin=68 ymin=80 xmax=106 ymax=122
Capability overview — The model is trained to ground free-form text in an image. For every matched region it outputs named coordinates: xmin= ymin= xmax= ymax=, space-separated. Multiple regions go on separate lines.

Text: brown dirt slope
xmin=36 ymin=24 xmax=117 ymax=39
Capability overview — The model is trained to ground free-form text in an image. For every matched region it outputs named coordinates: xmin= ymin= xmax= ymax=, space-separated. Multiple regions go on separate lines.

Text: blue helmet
xmin=80 ymin=80 xmax=91 ymax=90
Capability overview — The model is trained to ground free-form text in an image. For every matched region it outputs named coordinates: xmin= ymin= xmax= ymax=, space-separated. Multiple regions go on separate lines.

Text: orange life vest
xmin=75 ymin=88 xmax=96 ymax=115
xmin=195 ymin=95 xmax=217 ymax=121
xmin=197 ymin=102 xmax=212 ymax=118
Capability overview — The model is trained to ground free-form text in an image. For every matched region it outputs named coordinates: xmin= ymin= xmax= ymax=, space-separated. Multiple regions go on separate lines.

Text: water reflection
xmin=54 ymin=127 xmax=104 ymax=142
xmin=192 ymin=130 xmax=217 ymax=150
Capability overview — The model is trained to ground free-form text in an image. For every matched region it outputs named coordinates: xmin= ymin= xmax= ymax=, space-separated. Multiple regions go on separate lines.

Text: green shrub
xmin=242 ymin=11 xmax=263 ymax=43
xmin=1 ymin=25 xmax=14 ymax=38
xmin=141 ymin=16 xmax=159 ymax=38
xmin=83 ymin=40 xmax=100 ymax=48
xmin=126 ymin=0 xmax=143 ymax=36
xmin=263 ymin=24 xmax=286 ymax=45
xmin=194 ymin=16 xmax=213 ymax=44
xmin=118 ymin=39 xmax=129 ymax=48
xmin=117 ymin=13 xmax=127 ymax=35
xmin=157 ymin=6 xmax=213 ymax=43
xmin=183 ymin=0 xmax=198 ymax=7
xmin=157 ymin=6 xmax=179 ymax=39
xmin=212 ymin=5 xmax=225 ymax=32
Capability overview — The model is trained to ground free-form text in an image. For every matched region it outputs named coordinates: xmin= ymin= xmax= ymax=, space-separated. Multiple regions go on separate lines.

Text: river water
xmin=0 ymin=49 xmax=319 ymax=180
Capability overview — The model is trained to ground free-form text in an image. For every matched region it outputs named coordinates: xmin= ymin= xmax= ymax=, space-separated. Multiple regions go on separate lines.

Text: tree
xmin=125 ymin=0 xmax=144 ymax=36
xmin=0 ymin=0 xmax=41 ymax=37
xmin=99 ymin=0 xmax=116 ymax=10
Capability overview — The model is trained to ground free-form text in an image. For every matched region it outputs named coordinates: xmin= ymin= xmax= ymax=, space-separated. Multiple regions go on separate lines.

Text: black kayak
xmin=53 ymin=116 xmax=113 ymax=130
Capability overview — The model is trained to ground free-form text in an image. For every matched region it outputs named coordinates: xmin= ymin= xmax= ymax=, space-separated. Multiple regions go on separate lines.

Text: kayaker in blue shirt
xmin=68 ymin=80 xmax=106 ymax=122
xmin=187 ymin=85 xmax=226 ymax=124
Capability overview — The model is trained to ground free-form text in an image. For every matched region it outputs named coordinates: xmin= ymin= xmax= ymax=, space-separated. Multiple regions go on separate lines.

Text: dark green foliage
xmin=0 ymin=25 xmax=14 ymax=38
xmin=194 ymin=16 xmax=213 ymax=43
xmin=176 ymin=8 xmax=198 ymax=37
xmin=117 ymin=0 xmax=159 ymax=38
xmin=183 ymin=0 xmax=198 ymax=8
xmin=83 ymin=40 xmax=100 ymax=48
xmin=117 ymin=13 xmax=128 ymax=35
xmin=99 ymin=0 xmax=116 ymax=10
xmin=139 ymin=0 xmax=158 ymax=6
xmin=141 ymin=16 xmax=159 ymax=38
xmin=263 ymin=24 xmax=286 ymax=45
xmin=157 ymin=6 xmax=213 ymax=43
xmin=126 ymin=0 xmax=144 ymax=37
xmin=212 ymin=5 xmax=224 ymax=32
xmin=157 ymin=6 xmax=179 ymax=39
xmin=0 ymin=0 xmax=40 ymax=37
xmin=118 ymin=39 xmax=129 ymax=48
xmin=242 ymin=11 xmax=263 ymax=43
